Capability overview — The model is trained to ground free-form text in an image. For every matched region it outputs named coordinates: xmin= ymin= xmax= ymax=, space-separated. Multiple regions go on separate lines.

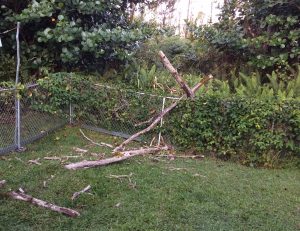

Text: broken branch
xmin=8 ymin=191 xmax=80 ymax=217
xmin=65 ymin=146 xmax=171 ymax=170
xmin=159 ymin=51 xmax=194 ymax=98
xmin=71 ymin=185 xmax=92 ymax=201
xmin=113 ymin=97 xmax=183 ymax=152
xmin=79 ymin=129 xmax=113 ymax=148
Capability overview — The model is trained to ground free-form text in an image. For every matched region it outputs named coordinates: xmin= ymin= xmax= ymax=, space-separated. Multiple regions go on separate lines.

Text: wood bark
xmin=8 ymin=191 xmax=80 ymax=217
xmin=65 ymin=146 xmax=170 ymax=170
xmin=159 ymin=51 xmax=194 ymax=98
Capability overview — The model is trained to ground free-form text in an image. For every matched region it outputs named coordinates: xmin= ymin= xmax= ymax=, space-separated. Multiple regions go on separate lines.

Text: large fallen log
xmin=65 ymin=146 xmax=170 ymax=170
xmin=159 ymin=51 xmax=194 ymax=98
xmin=7 ymin=190 xmax=80 ymax=217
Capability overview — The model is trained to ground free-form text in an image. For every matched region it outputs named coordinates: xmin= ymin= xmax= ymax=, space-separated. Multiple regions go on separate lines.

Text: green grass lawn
xmin=0 ymin=126 xmax=299 ymax=231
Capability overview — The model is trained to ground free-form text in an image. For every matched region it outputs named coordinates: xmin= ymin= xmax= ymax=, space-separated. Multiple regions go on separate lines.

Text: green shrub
xmin=166 ymin=95 xmax=300 ymax=167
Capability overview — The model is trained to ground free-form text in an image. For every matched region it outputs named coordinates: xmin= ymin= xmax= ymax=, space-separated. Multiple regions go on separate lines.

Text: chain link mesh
xmin=0 ymin=85 xmax=68 ymax=155
xmin=0 ymin=88 xmax=16 ymax=154
xmin=0 ymin=81 xmax=179 ymax=155
xmin=20 ymin=85 xmax=68 ymax=146
xmin=76 ymin=85 xmax=179 ymax=145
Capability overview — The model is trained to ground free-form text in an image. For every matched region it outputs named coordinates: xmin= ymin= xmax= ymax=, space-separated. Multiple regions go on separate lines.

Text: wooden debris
xmin=167 ymin=167 xmax=189 ymax=171
xmin=0 ymin=180 xmax=6 ymax=188
xmin=108 ymin=173 xmax=136 ymax=189
xmin=113 ymin=55 xmax=213 ymax=152
xmin=65 ymin=146 xmax=171 ymax=170
xmin=107 ymin=173 xmax=133 ymax=180
xmin=156 ymin=155 xmax=205 ymax=159
xmin=113 ymin=98 xmax=183 ymax=152
xmin=79 ymin=129 xmax=113 ymax=148
xmin=28 ymin=158 xmax=42 ymax=166
xmin=193 ymin=174 xmax=207 ymax=178
xmin=134 ymin=117 xmax=154 ymax=127
xmin=44 ymin=157 xmax=62 ymax=161
xmin=8 ymin=190 xmax=80 ymax=217
xmin=73 ymin=147 xmax=88 ymax=153
xmin=71 ymin=185 xmax=92 ymax=201
xmin=159 ymin=51 xmax=194 ymax=98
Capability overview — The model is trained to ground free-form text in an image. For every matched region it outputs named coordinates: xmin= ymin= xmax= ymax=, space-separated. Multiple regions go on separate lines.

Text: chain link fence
xmin=0 ymin=84 xmax=68 ymax=155
xmin=0 ymin=81 xmax=179 ymax=155
xmin=76 ymin=85 xmax=179 ymax=145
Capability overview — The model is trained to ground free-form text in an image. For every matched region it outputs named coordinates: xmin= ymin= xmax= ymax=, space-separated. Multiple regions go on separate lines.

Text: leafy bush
xmin=166 ymin=96 xmax=300 ymax=167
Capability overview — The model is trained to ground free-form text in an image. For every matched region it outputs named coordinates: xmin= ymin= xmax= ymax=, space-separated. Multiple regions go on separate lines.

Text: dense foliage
xmin=166 ymin=96 xmax=299 ymax=167
xmin=0 ymin=0 xmax=160 ymax=81
xmin=189 ymin=0 xmax=300 ymax=80
xmin=27 ymin=73 xmax=300 ymax=167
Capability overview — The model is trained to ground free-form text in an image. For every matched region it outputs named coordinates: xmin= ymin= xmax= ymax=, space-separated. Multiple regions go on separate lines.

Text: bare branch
xmin=159 ymin=51 xmax=194 ymax=98
xmin=65 ymin=146 xmax=171 ymax=170
xmin=79 ymin=129 xmax=113 ymax=148
xmin=8 ymin=191 xmax=80 ymax=217
xmin=71 ymin=185 xmax=92 ymax=201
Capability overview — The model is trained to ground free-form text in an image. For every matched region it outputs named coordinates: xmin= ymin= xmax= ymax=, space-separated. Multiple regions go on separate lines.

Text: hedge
xmin=165 ymin=95 xmax=300 ymax=167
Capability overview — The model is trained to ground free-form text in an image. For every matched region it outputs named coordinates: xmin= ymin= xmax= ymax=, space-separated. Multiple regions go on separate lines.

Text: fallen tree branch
xmin=156 ymin=155 xmax=205 ymax=159
xmin=65 ymin=146 xmax=170 ymax=170
xmin=7 ymin=190 xmax=80 ymax=217
xmin=192 ymin=75 xmax=213 ymax=93
xmin=113 ymin=97 xmax=183 ymax=152
xmin=79 ymin=129 xmax=113 ymax=148
xmin=159 ymin=51 xmax=194 ymax=98
xmin=28 ymin=158 xmax=42 ymax=166
xmin=71 ymin=185 xmax=92 ymax=201
xmin=0 ymin=180 xmax=6 ymax=188
xmin=134 ymin=116 xmax=154 ymax=127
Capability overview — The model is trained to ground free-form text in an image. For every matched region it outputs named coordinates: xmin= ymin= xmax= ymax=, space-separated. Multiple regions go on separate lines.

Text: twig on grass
xmin=28 ymin=158 xmax=42 ymax=165
xmin=0 ymin=180 xmax=6 ymax=188
xmin=79 ymin=129 xmax=113 ymax=148
xmin=71 ymin=185 xmax=92 ymax=201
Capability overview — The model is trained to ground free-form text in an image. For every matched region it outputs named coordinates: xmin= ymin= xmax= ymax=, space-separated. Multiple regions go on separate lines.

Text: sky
xmin=174 ymin=0 xmax=222 ymax=24
xmin=143 ymin=0 xmax=222 ymax=34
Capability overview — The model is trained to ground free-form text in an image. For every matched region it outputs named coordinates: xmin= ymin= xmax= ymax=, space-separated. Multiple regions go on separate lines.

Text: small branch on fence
xmin=0 ymin=180 xmax=6 ymax=188
xmin=159 ymin=51 xmax=194 ymax=98
xmin=7 ymin=190 xmax=80 ymax=217
xmin=134 ymin=117 xmax=154 ymax=127
xmin=113 ymin=98 xmax=183 ymax=152
xmin=28 ymin=158 xmax=42 ymax=166
xmin=65 ymin=146 xmax=171 ymax=170
xmin=71 ymin=185 xmax=92 ymax=201
xmin=79 ymin=129 xmax=113 ymax=148
xmin=192 ymin=75 xmax=213 ymax=93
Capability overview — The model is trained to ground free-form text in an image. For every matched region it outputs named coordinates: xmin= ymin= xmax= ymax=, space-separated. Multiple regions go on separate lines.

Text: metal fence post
xmin=158 ymin=97 xmax=166 ymax=146
xmin=14 ymin=22 xmax=22 ymax=151
xmin=69 ymin=102 xmax=73 ymax=124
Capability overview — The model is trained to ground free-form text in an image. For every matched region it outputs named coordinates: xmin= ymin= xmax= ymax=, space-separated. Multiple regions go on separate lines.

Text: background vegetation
xmin=0 ymin=0 xmax=299 ymax=166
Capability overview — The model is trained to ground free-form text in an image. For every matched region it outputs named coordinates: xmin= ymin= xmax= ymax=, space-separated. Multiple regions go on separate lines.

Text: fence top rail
xmin=0 ymin=83 xmax=38 ymax=93
xmin=94 ymin=84 xmax=181 ymax=100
